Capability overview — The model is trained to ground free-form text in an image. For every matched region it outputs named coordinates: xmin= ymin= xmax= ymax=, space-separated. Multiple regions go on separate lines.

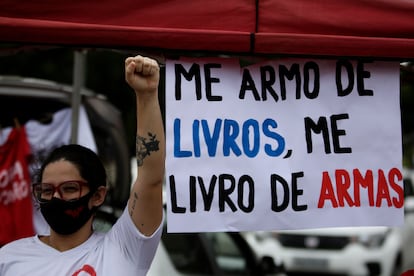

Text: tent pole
xmin=70 ymin=50 xmax=86 ymax=144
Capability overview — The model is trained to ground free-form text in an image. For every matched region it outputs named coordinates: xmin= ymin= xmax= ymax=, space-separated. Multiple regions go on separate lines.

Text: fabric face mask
xmin=40 ymin=193 xmax=94 ymax=235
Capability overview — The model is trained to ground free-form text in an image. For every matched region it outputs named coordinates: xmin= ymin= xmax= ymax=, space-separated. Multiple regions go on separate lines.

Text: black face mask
xmin=40 ymin=193 xmax=95 ymax=235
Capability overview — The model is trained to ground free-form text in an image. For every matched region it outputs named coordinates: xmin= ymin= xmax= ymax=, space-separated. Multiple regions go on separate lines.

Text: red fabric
xmin=0 ymin=127 xmax=34 ymax=245
xmin=0 ymin=0 xmax=255 ymax=31
xmin=254 ymin=33 xmax=414 ymax=58
xmin=0 ymin=17 xmax=252 ymax=53
xmin=402 ymin=270 xmax=414 ymax=276
xmin=258 ymin=0 xmax=414 ymax=37
xmin=0 ymin=0 xmax=414 ymax=57
xmin=0 ymin=0 xmax=255 ymax=53
xmin=256 ymin=0 xmax=414 ymax=57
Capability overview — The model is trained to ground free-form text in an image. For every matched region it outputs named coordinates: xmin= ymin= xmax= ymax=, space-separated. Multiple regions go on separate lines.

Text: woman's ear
xmin=91 ymin=186 xmax=107 ymax=207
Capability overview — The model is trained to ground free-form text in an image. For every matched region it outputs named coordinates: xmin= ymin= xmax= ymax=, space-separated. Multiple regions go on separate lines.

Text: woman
xmin=0 ymin=55 xmax=165 ymax=275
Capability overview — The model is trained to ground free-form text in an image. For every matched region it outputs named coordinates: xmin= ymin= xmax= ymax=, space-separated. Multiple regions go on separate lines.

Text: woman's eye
xmin=62 ymin=186 xmax=79 ymax=193
xmin=42 ymin=188 xmax=53 ymax=195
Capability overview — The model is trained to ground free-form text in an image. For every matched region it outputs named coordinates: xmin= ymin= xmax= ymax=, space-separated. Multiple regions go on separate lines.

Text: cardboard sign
xmin=165 ymin=57 xmax=403 ymax=232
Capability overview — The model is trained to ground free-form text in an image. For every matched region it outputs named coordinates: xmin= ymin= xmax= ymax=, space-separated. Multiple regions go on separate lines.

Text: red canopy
xmin=0 ymin=0 xmax=413 ymax=58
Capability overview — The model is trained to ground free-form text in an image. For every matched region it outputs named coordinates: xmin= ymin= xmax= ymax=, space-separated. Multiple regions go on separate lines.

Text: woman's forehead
xmin=42 ymin=160 xmax=83 ymax=182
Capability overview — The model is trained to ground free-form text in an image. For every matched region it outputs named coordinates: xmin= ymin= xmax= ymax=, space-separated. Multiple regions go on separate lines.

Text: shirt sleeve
xmin=104 ymin=205 xmax=164 ymax=269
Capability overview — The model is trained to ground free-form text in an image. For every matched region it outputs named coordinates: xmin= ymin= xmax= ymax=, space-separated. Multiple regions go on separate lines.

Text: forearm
xmin=125 ymin=55 xmax=165 ymax=236
xmin=135 ymin=91 xmax=165 ymax=187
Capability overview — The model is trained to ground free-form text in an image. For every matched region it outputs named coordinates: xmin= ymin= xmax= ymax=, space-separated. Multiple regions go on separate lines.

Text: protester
xmin=0 ymin=55 xmax=165 ymax=276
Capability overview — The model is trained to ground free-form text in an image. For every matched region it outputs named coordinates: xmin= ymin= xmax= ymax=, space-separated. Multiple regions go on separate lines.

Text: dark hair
xmin=36 ymin=144 xmax=107 ymax=191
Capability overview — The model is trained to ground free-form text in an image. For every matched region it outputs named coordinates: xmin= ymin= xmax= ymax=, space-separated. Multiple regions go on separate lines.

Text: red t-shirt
xmin=0 ymin=127 xmax=34 ymax=246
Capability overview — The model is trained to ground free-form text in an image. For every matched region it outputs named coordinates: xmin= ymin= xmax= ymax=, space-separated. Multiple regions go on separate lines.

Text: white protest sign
xmin=165 ymin=57 xmax=403 ymax=232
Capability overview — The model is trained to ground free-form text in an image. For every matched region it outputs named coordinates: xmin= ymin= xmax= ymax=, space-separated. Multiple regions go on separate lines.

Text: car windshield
xmin=161 ymin=229 xmax=213 ymax=275
xmin=205 ymin=232 xmax=249 ymax=275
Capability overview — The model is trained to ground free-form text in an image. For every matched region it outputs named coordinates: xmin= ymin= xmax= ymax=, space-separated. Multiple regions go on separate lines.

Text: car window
xmin=161 ymin=230 xmax=214 ymax=275
xmin=205 ymin=232 xmax=249 ymax=275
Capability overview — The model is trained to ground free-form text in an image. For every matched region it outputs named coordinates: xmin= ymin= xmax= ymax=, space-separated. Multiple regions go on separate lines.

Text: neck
xmin=42 ymin=219 xmax=94 ymax=252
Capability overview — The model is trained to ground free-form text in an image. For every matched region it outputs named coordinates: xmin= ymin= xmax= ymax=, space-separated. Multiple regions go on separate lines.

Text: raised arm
xmin=125 ymin=55 xmax=165 ymax=236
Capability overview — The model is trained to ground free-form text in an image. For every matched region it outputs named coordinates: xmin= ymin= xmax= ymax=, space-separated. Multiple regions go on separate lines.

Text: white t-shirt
xmin=0 ymin=106 xmax=97 ymax=153
xmin=0 ymin=207 xmax=163 ymax=276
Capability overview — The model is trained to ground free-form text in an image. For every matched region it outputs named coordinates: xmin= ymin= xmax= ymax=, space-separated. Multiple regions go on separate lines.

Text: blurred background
xmin=1 ymin=46 xmax=414 ymax=276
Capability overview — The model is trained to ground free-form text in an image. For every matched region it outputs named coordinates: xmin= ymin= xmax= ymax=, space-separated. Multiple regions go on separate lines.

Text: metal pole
xmin=70 ymin=50 xmax=86 ymax=144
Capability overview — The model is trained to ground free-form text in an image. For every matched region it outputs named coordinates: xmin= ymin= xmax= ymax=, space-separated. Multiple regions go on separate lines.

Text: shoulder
xmin=102 ymin=207 xmax=164 ymax=251
xmin=112 ymin=205 xmax=164 ymax=239
xmin=99 ymin=208 xmax=164 ymax=268
xmin=1 ymin=236 xmax=37 ymax=250
xmin=0 ymin=236 xmax=37 ymax=259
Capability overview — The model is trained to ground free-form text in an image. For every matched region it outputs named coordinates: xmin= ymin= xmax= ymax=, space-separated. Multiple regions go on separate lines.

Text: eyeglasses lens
xmin=33 ymin=181 xmax=83 ymax=202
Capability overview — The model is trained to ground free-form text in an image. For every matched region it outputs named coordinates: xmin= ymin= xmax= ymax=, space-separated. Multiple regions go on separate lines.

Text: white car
xmin=244 ymin=169 xmax=414 ymax=276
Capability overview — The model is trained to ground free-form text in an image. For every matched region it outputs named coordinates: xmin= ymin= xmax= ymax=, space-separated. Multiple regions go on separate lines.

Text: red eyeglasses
xmin=32 ymin=180 xmax=89 ymax=203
